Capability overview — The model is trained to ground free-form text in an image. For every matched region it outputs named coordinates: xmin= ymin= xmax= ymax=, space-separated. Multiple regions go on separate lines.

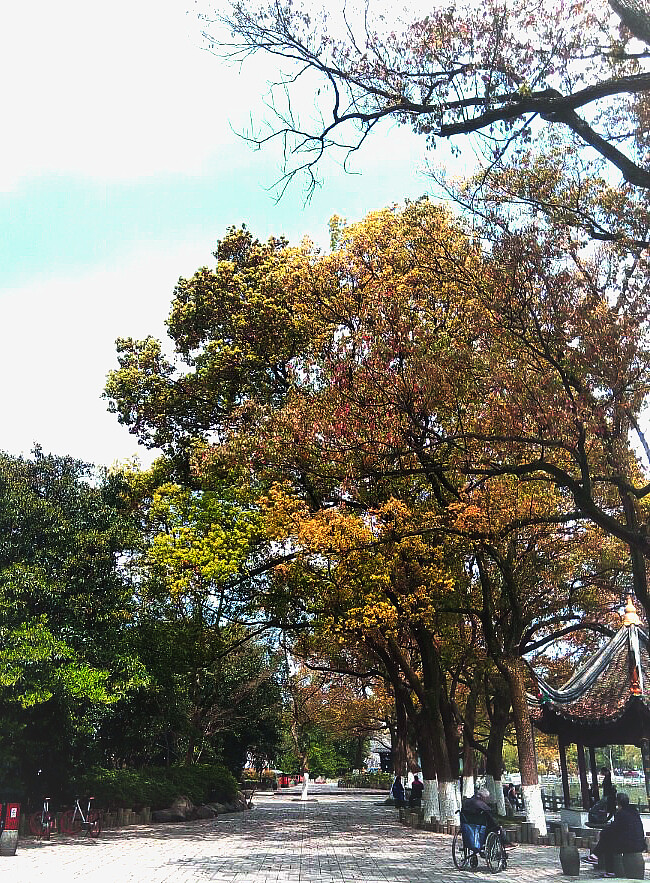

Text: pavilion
xmin=528 ymin=598 xmax=650 ymax=809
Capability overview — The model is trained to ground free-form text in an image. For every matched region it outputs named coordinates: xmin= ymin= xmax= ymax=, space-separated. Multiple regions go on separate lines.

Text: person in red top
xmin=409 ymin=775 xmax=424 ymax=807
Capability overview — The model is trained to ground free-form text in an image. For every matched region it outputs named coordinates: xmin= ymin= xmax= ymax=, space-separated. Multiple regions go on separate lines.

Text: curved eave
xmin=531 ymin=624 xmax=649 ymax=707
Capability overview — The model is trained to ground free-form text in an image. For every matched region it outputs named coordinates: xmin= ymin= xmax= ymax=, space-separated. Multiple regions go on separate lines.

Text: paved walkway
xmin=7 ymin=787 xmax=649 ymax=882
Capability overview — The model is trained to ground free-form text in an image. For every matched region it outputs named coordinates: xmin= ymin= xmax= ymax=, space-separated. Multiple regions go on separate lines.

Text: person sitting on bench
xmin=583 ymin=792 xmax=646 ymax=875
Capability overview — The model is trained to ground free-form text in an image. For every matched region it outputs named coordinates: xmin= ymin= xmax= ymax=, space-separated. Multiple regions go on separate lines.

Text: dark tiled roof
xmin=529 ymin=625 xmax=650 ymax=738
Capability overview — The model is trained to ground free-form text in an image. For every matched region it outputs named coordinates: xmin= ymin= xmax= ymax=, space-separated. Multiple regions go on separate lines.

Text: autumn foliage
xmin=106 ymin=200 xmax=649 ymax=820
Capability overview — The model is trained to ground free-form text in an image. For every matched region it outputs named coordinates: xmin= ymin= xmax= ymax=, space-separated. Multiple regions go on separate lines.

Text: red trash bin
xmin=0 ymin=803 xmax=20 ymax=855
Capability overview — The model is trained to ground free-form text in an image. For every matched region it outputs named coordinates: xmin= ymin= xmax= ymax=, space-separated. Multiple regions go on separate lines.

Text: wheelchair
xmin=452 ymin=810 xmax=507 ymax=872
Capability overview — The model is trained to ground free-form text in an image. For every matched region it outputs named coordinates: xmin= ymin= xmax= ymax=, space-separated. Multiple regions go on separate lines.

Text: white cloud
xmin=0 ymin=0 xmax=270 ymax=189
xmin=0 ymin=239 xmax=212 ymax=467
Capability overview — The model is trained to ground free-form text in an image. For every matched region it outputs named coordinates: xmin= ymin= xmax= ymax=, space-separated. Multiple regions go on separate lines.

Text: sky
xmin=1 ymin=0 xmax=455 ymax=469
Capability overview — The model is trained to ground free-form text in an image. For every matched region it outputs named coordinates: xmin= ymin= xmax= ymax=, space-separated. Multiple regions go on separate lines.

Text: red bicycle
xmin=28 ymin=797 xmax=55 ymax=840
xmin=60 ymin=797 xmax=100 ymax=837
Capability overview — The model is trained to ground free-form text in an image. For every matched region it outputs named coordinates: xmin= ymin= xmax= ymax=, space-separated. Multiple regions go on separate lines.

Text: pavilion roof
xmin=529 ymin=602 xmax=650 ymax=747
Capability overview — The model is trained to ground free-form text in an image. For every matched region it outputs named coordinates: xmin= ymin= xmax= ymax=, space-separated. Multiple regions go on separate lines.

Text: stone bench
xmin=560 ymin=845 xmax=645 ymax=878
xmin=606 ymin=852 xmax=645 ymax=879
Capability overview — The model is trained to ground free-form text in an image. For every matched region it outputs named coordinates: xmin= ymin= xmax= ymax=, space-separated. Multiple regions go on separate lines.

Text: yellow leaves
xmin=258 ymin=482 xmax=311 ymax=542
xmin=347 ymin=599 xmax=399 ymax=631
xmin=140 ymin=481 xmax=261 ymax=602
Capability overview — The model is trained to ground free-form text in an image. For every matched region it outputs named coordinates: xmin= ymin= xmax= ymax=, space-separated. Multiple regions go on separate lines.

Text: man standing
xmin=601 ymin=767 xmax=616 ymax=817
xmin=409 ymin=775 xmax=424 ymax=808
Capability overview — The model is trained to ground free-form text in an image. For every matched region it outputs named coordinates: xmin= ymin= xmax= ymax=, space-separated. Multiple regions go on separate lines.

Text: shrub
xmin=338 ymin=772 xmax=392 ymax=789
xmin=75 ymin=764 xmax=238 ymax=810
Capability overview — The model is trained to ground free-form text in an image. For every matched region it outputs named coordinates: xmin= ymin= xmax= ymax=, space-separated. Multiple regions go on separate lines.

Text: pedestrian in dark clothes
xmin=601 ymin=767 xmax=616 ymax=817
xmin=583 ymin=793 xmax=646 ymax=876
xmin=391 ymin=775 xmax=405 ymax=807
xmin=409 ymin=775 xmax=424 ymax=807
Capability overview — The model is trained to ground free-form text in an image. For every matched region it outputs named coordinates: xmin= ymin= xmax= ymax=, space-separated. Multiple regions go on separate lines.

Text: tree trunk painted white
xmin=494 ymin=779 xmax=506 ymax=816
xmin=522 ymin=783 xmax=547 ymax=835
xmin=462 ymin=775 xmax=475 ymax=798
xmin=301 ymin=772 xmax=310 ymax=801
xmin=484 ymin=775 xmax=506 ymax=815
xmin=439 ymin=779 xmax=458 ymax=823
xmin=454 ymin=780 xmax=461 ymax=809
xmin=422 ymin=778 xmax=440 ymax=822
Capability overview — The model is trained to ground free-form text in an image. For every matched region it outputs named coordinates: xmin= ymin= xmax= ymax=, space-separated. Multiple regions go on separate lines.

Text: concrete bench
xmin=560 ymin=846 xmax=645 ymax=878
xmin=594 ymin=851 xmax=645 ymax=878
xmin=611 ymin=852 xmax=645 ymax=879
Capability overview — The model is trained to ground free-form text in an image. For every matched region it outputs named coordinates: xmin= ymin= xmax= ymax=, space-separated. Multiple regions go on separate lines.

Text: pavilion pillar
xmin=641 ymin=738 xmax=650 ymax=803
xmin=559 ymin=738 xmax=571 ymax=808
xmin=577 ymin=742 xmax=590 ymax=810
xmin=588 ymin=746 xmax=599 ymax=802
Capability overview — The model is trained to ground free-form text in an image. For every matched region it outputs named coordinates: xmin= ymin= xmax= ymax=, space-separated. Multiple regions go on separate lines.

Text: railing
xmin=540 ymin=791 xmax=650 ymax=813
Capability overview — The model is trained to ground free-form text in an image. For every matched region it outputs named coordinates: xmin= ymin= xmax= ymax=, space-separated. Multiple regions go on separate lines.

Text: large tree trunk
xmin=406 ymin=727 xmax=420 ymax=777
xmin=415 ymin=626 xmax=459 ymax=822
xmin=461 ymin=675 xmax=480 ymax=798
xmin=485 ymin=678 xmax=511 ymax=816
xmin=503 ymin=657 xmax=546 ymax=835
xmin=417 ymin=725 xmax=440 ymax=822
xmin=392 ymin=691 xmax=408 ymax=780
xmin=608 ymin=0 xmax=650 ymax=44
xmin=354 ymin=735 xmax=365 ymax=773
xmin=413 ymin=706 xmax=457 ymax=821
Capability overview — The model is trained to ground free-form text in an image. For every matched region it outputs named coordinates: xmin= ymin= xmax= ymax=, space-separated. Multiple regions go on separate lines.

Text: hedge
xmin=75 ymin=764 xmax=239 ymax=810
xmin=338 ymin=772 xmax=392 ymax=789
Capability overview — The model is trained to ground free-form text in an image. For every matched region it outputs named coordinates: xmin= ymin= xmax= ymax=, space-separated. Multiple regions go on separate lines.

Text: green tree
xmin=108 ymin=465 xmax=283 ymax=769
xmin=0 ymin=448 xmax=144 ymax=801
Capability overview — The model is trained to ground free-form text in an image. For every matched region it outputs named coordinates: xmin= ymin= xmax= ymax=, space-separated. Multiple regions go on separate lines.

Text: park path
xmin=6 ymin=786 xmax=648 ymax=882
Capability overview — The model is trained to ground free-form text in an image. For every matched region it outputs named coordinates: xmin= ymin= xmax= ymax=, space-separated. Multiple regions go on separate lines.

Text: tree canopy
xmin=104 ymin=201 xmax=644 ymax=827
xmin=203 ymin=0 xmax=650 ymax=199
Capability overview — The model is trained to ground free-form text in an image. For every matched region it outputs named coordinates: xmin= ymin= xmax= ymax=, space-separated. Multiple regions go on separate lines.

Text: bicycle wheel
xmin=87 ymin=811 xmax=101 ymax=838
xmin=452 ymin=829 xmax=471 ymax=869
xmin=485 ymin=831 xmax=506 ymax=872
xmin=41 ymin=812 xmax=53 ymax=840
xmin=60 ymin=809 xmax=82 ymax=835
xmin=28 ymin=812 xmax=43 ymax=836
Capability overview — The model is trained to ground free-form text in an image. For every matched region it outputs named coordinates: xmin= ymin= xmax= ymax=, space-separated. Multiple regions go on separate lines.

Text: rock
xmin=194 ymin=805 xmax=217 ymax=819
xmin=169 ymin=796 xmax=195 ymax=819
xmin=207 ymin=803 xmax=226 ymax=814
xmin=234 ymin=792 xmax=249 ymax=810
xmin=622 ymin=852 xmax=645 ymax=879
xmin=151 ymin=809 xmax=185 ymax=823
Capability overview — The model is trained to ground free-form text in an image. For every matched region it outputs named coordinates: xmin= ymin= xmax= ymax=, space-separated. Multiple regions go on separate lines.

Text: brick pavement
xmin=6 ymin=787 xmax=649 ymax=882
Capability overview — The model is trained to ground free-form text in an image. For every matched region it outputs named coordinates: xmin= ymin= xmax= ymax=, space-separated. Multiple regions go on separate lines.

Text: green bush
xmin=338 ymin=772 xmax=392 ymax=789
xmin=75 ymin=764 xmax=238 ymax=810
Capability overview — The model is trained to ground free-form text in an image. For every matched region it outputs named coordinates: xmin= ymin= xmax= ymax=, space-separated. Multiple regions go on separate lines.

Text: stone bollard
xmin=608 ymin=853 xmax=625 ymax=877
xmin=622 ymin=852 xmax=645 ymax=879
xmin=559 ymin=845 xmax=580 ymax=876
